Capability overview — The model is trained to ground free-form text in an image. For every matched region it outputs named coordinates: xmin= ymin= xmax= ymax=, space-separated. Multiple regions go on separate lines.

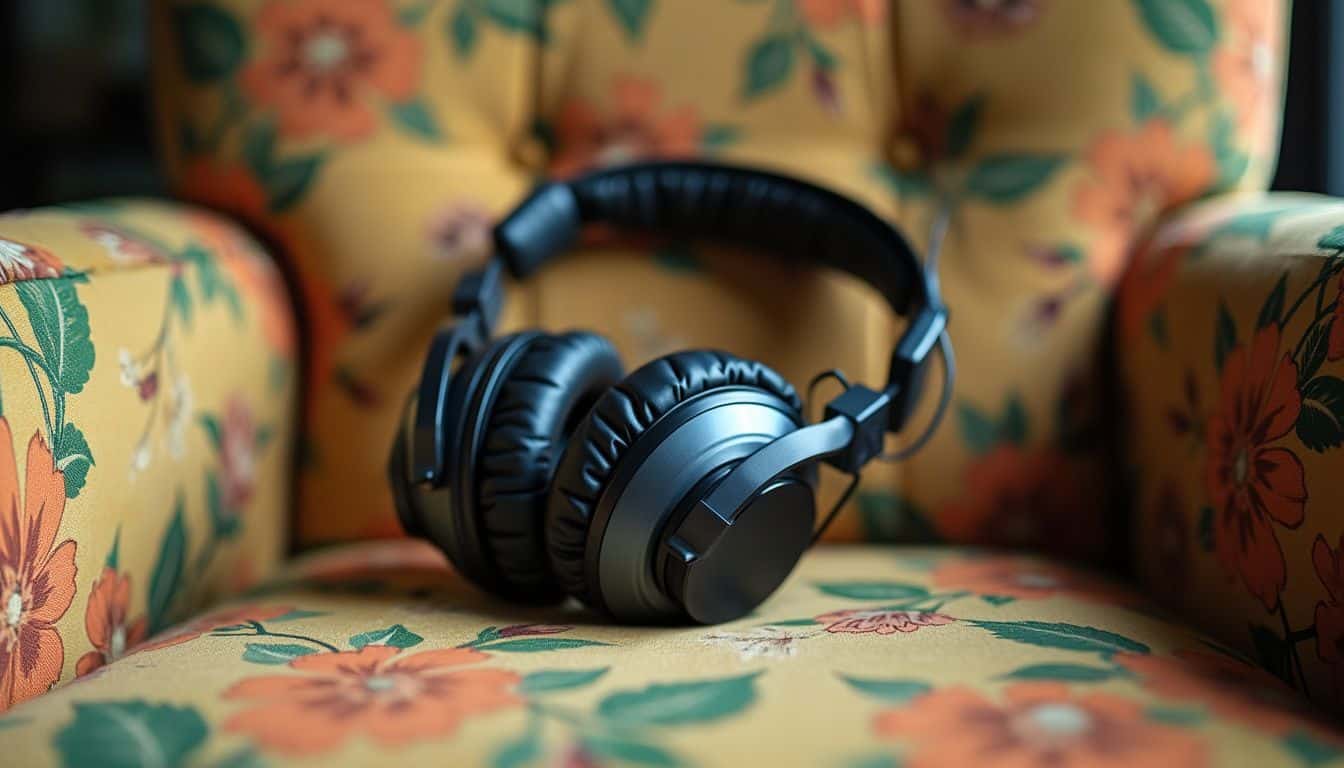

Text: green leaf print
xmin=348 ymin=624 xmax=424 ymax=649
xmin=970 ymin=620 xmax=1150 ymax=657
xmin=450 ymin=4 xmax=479 ymax=56
xmin=1131 ymin=73 xmax=1162 ymax=121
xmin=584 ymin=734 xmax=682 ymax=767
xmin=597 ymin=673 xmax=762 ymax=726
xmin=1002 ymin=663 xmax=1125 ymax=682
xmin=607 ymin=0 xmax=654 ymax=40
xmin=477 ymin=638 xmax=610 ymax=653
xmin=388 ymin=98 xmax=445 ymax=141
xmin=518 ymin=668 xmax=610 ymax=694
xmin=1132 ymin=0 xmax=1218 ymax=55
xmin=55 ymin=422 xmax=93 ymax=499
xmin=147 ymin=499 xmax=188 ymax=634
xmin=1213 ymin=299 xmax=1237 ymax=373
xmin=945 ymin=94 xmax=985 ymax=160
xmin=242 ymin=643 xmax=318 ymax=665
xmin=16 ymin=279 xmax=94 ymax=395
xmin=1256 ymin=273 xmax=1288 ymax=329
xmin=1297 ymin=376 xmax=1344 ymax=452
xmin=743 ymin=36 xmax=794 ymax=99
xmin=53 ymin=700 xmax=209 ymax=768
xmin=964 ymin=155 xmax=1065 ymax=204
xmin=172 ymin=4 xmax=247 ymax=83
xmin=814 ymin=582 xmax=929 ymax=601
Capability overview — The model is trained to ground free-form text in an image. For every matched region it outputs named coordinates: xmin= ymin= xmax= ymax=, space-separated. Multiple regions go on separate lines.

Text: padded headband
xmin=492 ymin=161 xmax=946 ymax=408
xmin=496 ymin=161 xmax=929 ymax=316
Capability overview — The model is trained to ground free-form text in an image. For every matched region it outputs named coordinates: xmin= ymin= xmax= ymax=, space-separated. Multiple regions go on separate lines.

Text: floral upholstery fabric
xmin=1121 ymin=196 xmax=1344 ymax=717
xmin=0 ymin=202 xmax=296 ymax=711
xmin=7 ymin=0 xmax=1342 ymax=763
xmin=150 ymin=0 xmax=1286 ymax=552
xmin=3 ymin=541 xmax=1342 ymax=767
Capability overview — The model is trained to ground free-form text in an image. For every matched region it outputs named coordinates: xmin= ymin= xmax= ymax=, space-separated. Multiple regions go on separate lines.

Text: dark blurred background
xmin=2 ymin=1 xmax=157 ymax=210
xmin=1 ymin=1 xmax=1340 ymax=211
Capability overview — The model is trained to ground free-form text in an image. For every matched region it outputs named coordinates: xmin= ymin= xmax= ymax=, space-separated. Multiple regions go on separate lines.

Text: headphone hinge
xmin=822 ymin=384 xmax=891 ymax=474
xmin=451 ymin=260 xmax=504 ymax=337
xmin=887 ymin=306 xmax=948 ymax=431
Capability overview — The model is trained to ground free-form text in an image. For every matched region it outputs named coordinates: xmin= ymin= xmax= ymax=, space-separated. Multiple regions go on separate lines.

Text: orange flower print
xmin=289 ymin=538 xmax=450 ymax=583
xmin=241 ymin=0 xmax=422 ymax=142
xmin=178 ymin=159 xmax=270 ymax=231
xmin=932 ymin=556 xmax=1134 ymax=604
xmin=877 ymin=682 xmax=1206 ymax=768
xmin=134 ymin=604 xmax=294 ymax=653
xmin=1115 ymin=650 xmax=1339 ymax=740
xmin=798 ymin=0 xmax=886 ymax=28
xmin=0 ymin=419 xmax=77 ymax=711
xmin=224 ymin=645 xmax=521 ymax=755
xmin=80 ymin=223 xmax=169 ymax=265
xmin=0 ymin=237 xmax=62 ymax=285
xmin=815 ymin=609 xmax=954 ymax=635
xmin=943 ymin=0 xmax=1046 ymax=39
xmin=1213 ymin=0 xmax=1282 ymax=146
xmin=552 ymin=76 xmax=702 ymax=178
xmin=75 ymin=567 xmax=147 ymax=677
xmin=1073 ymin=121 xmax=1215 ymax=287
xmin=937 ymin=445 xmax=1106 ymax=561
xmin=1116 ymin=241 xmax=1186 ymax=340
xmin=1204 ymin=323 xmax=1305 ymax=612
xmin=1117 ymin=198 xmax=1260 ymax=341
xmin=1313 ymin=534 xmax=1344 ymax=703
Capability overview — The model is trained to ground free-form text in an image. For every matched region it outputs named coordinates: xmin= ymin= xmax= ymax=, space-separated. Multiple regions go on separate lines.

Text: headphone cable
xmin=812 ymin=469 xmax=861 ymax=545
xmin=808 ymin=204 xmax=956 ymax=542
xmin=879 ymin=202 xmax=955 ymax=462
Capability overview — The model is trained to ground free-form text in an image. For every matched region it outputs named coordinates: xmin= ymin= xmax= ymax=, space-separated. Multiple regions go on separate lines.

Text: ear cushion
xmin=546 ymin=350 xmax=802 ymax=606
xmin=474 ymin=332 xmax=623 ymax=600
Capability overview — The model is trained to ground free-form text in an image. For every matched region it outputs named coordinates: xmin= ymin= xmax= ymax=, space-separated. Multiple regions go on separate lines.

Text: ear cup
xmin=546 ymin=350 xmax=802 ymax=608
xmin=387 ymin=403 xmax=424 ymax=539
xmin=472 ymin=332 xmax=622 ymax=600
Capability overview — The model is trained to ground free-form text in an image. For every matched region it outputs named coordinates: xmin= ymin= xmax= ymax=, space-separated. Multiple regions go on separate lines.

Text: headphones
xmin=389 ymin=161 xmax=951 ymax=624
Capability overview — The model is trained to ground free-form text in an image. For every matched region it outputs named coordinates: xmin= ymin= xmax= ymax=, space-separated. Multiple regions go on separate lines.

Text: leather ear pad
xmin=475 ymin=332 xmax=622 ymax=600
xmin=546 ymin=350 xmax=803 ymax=606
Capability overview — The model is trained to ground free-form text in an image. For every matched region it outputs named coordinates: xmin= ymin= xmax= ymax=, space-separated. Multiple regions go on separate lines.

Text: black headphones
xmin=389 ymin=161 xmax=951 ymax=624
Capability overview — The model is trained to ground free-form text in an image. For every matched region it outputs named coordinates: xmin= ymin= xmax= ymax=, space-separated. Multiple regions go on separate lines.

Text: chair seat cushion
xmin=3 ymin=542 xmax=1339 ymax=766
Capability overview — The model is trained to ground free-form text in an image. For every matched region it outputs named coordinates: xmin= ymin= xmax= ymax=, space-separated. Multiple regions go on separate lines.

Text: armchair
xmin=4 ymin=1 xmax=1344 ymax=765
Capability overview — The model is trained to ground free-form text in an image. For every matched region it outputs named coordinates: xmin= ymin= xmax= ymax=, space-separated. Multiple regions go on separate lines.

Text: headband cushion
xmin=546 ymin=350 xmax=802 ymax=607
xmin=476 ymin=332 xmax=622 ymax=600
xmin=498 ymin=162 xmax=923 ymax=317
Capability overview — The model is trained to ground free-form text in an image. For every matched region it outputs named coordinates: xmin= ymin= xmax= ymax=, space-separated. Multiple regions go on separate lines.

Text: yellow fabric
xmin=150 ymin=0 xmax=1288 ymax=552
xmin=1121 ymin=194 xmax=1344 ymax=715
xmin=9 ymin=2 xmax=1338 ymax=761
xmin=3 ymin=541 xmax=1341 ymax=766
xmin=0 ymin=201 xmax=296 ymax=711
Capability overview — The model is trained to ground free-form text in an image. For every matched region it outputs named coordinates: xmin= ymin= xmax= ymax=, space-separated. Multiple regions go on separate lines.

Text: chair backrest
xmin=149 ymin=0 xmax=1286 ymax=557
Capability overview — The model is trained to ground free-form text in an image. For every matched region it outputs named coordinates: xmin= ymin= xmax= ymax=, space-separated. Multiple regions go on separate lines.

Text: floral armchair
xmin=3 ymin=1 xmax=1344 ymax=766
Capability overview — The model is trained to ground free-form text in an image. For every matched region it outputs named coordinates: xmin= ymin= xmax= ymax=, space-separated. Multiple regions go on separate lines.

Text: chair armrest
xmin=0 ymin=199 xmax=296 ymax=710
xmin=1119 ymin=193 xmax=1344 ymax=700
